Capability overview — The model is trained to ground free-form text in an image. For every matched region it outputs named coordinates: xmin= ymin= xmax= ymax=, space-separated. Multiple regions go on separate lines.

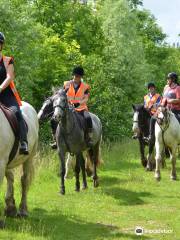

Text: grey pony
xmin=53 ymin=88 xmax=102 ymax=194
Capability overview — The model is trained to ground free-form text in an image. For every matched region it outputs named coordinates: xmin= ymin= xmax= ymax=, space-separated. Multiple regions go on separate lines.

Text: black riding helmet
xmin=0 ymin=32 xmax=5 ymax=44
xmin=167 ymin=72 xmax=178 ymax=83
xmin=147 ymin=82 xmax=155 ymax=89
xmin=72 ymin=66 xmax=84 ymax=76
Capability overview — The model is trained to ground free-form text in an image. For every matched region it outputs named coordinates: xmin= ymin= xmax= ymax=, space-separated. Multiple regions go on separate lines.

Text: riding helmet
xmin=147 ymin=82 xmax=155 ymax=89
xmin=167 ymin=72 xmax=178 ymax=82
xmin=73 ymin=66 xmax=84 ymax=76
xmin=0 ymin=32 xmax=5 ymax=44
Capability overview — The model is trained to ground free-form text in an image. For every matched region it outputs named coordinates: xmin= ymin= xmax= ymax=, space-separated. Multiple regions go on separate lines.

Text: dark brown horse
xmin=132 ymin=104 xmax=155 ymax=171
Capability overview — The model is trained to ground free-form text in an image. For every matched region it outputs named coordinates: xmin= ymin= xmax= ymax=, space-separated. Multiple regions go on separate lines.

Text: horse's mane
xmin=133 ymin=104 xmax=144 ymax=111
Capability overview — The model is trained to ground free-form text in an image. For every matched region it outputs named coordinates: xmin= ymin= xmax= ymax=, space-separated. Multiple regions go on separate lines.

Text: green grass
xmin=0 ymin=140 xmax=180 ymax=240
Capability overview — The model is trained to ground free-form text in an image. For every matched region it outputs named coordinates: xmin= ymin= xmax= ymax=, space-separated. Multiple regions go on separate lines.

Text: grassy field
xmin=0 ymin=139 xmax=180 ymax=240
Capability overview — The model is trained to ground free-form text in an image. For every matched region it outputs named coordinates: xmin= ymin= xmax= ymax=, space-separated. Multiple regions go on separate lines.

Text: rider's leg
xmin=0 ymin=94 xmax=28 ymax=154
xmin=50 ymin=118 xmax=58 ymax=149
xmin=149 ymin=116 xmax=156 ymax=142
xmin=83 ymin=111 xmax=93 ymax=147
xmin=11 ymin=106 xmax=28 ymax=155
xmin=144 ymin=116 xmax=156 ymax=143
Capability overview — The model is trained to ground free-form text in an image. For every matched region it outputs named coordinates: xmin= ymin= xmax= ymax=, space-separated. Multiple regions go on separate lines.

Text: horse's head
xmin=53 ymin=89 xmax=68 ymax=122
xmin=156 ymin=106 xmax=170 ymax=126
xmin=132 ymin=104 xmax=150 ymax=137
xmin=38 ymin=97 xmax=53 ymax=121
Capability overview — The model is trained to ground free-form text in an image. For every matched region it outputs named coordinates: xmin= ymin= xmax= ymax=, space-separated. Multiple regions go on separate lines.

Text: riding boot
xmin=132 ymin=134 xmax=138 ymax=140
xmin=143 ymin=116 xmax=156 ymax=144
xmin=86 ymin=128 xmax=93 ymax=147
xmin=50 ymin=134 xmax=57 ymax=149
xmin=19 ymin=119 xmax=29 ymax=155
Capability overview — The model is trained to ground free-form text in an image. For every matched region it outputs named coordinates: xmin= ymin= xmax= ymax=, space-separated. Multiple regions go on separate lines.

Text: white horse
xmin=155 ymin=106 xmax=180 ymax=181
xmin=0 ymin=101 xmax=39 ymax=228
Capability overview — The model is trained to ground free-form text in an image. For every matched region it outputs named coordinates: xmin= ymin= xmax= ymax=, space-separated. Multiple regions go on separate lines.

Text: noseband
xmin=133 ymin=120 xmax=145 ymax=128
xmin=156 ymin=110 xmax=170 ymax=130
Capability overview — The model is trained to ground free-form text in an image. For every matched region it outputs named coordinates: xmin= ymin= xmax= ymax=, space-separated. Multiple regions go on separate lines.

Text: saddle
xmin=73 ymin=111 xmax=87 ymax=132
xmin=0 ymin=104 xmax=24 ymax=163
xmin=174 ymin=113 xmax=180 ymax=124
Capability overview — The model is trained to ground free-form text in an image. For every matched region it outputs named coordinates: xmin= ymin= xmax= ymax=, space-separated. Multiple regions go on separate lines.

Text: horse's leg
xmin=18 ymin=157 xmax=34 ymax=217
xmin=79 ymin=153 xmax=87 ymax=190
xmin=65 ymin=154 xmax=74 ymax=179
xmin=58 ymin=149 xmax=66 ymax=195
xmin=85 ymin=154 xmax=93 ymax=177
xmin=0 ymin=161 xmax=6 ymax=228
xmin=155 ymin=139 xmax=163 ymax=181
xmin=75 ymin=154 xmax=81 ymax=192
xmin=146 ymin=138 xmax=155 ymax=171
xmin=4 ymin=170 xmax=17 ymax=217
xmin=138 ymin=137 xmax=147 ymax=167
xmin=170 ymin=147 xmax=177 ymax=180
xmin=90 ymin=141 xmax=100 ymax=188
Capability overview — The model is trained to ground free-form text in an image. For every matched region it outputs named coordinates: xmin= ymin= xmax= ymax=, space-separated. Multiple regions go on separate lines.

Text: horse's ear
xmin=132 ymin=104 xmax=136 ymax=111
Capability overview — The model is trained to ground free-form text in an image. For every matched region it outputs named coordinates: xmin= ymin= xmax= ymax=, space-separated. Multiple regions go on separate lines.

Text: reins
xmin=55 ymin=102 xmax=75 ymax=156
xmin=156 ymin=111 xmax=170 ymax=147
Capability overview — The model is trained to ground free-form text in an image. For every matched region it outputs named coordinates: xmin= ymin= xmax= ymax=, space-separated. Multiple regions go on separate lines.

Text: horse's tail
xmin=26 ymin=140 xmax=38 ymax=186
xmin=87 ymin=140 xmax=103 ymax=169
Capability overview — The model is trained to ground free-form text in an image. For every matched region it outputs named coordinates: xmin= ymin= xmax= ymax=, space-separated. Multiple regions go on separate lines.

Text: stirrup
xmin=50 ymin=142 xmax=57 ymax=149
xmin=19 ymin=141 xmax=29 ymax=155
xmin=143 ymin=136 xmax=153 ymax=144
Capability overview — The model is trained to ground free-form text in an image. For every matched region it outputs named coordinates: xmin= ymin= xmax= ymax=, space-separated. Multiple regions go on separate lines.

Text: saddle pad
xmin=0 ymin=104 xmax=20 ymax=163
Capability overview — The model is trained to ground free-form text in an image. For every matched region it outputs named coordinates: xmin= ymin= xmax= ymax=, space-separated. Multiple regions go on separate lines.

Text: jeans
xmin=149 ymin=115 xmax=156 ymax=138
xmin=78 ymin=110 xmax=92 ymax=129
xmin=0 ymin=93 xmax=27 ymax=142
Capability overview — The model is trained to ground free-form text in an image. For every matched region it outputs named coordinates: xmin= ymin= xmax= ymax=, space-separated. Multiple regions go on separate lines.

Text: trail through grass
xmin=0 ymin=140 xmax=180 ymax=239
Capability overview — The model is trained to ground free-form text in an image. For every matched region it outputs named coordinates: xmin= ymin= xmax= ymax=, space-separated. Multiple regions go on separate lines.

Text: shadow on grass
xmin=100 ymin=175 xmax=130 ymax=187
xmin=102 ymin=159 xmax=142 ymax=173
xmin=103 ymin=186 xmax=152 ymax=206
xmin=5 ymin=208 xmax=150 ymax=240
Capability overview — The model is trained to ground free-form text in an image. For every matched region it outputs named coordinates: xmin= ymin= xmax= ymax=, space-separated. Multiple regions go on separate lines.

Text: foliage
xmin=1 ymin=0 xmax=180 ymax=140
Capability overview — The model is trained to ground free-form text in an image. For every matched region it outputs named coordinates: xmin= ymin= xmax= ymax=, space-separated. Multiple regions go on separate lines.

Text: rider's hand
xmin=74 ymin=103 xmax=80 ymax=108
xmin=167 ymin=99 xmax=175 ymax=104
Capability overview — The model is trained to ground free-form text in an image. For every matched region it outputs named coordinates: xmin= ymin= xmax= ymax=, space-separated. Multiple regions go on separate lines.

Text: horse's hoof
xmin=155 ymin=176 xmax=161 ymax=181
xmin=0 ymin=220 xmax=5 ymax=229
xmin=142 ymin=160 xmax=147 ymax=168
xmin=60 ymin=189 xmax=65 ymax=195
xmin=146 ymin=166 xmax=151 ymax=171
xmin=86 ymin=169 xmax=93 ymax=177
xmin=75 ymin=187 xmax=80 ymax=192
xmin=146 ymin=166 xmax=153 ymax=172
xmin=4 ymin=206 xmax=17 ymax=218
xmin=82 ymin=184 xmax=88 ymax=190
xmin=171 ymin=175 xmax=176 ymax=181
xmin=17 ymin=210 xmax=28 ymax=218
xmin=93 ymin=180 xmax=99 ymax=188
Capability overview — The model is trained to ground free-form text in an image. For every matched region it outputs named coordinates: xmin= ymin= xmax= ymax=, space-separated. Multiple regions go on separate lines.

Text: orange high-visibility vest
xmin=64 ymin=80 xmax=90 ymax=112
xmin=144 ymin=93 xmax=161 ymax=115
xmin=3 ymin=56 xmax=22 ymax=106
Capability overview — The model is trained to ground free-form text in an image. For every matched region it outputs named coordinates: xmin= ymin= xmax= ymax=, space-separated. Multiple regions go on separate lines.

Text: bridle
xmin=133 ymin=120 xmax=146 ymax=128
xmin=156 ymin=108 xmax=170 ymax=129
xmin=156 ymin=108 xmax=170 ymax=146
xmin=40 ymin=98 xmax=54 ymax=119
